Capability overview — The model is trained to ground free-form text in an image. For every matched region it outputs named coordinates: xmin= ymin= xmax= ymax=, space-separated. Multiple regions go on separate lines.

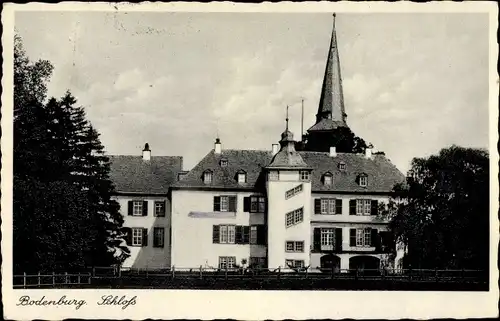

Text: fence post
xmin=88 ymin=272 xmax=91 ymax=285
xmin=225 ymin=267 xmax=228 ymax=280
xmin=277 ymin=267 xmax=281 ymax=280
xmin=65 ymin=272 xmax=68 ymax=284
xmin=199 ymin=265 xmax=203 ymax=279
xmin=23 ymin=272 xmax=26 ymax=289
xmin=305 ymin=267 xmax=308 ymax=279
xmin=52 ymin=272 xmax=55 ymax=287
xmin=78 ymin=273 xmax=81 ymax=285
xmin=38 ymin=272 xmax=41 ymax=286
xmin=172 ymin=266 xmax=175 ymax=280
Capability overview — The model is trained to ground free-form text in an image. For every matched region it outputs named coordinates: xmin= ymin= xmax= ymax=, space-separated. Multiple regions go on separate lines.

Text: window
xmin=250 ymin=226 xmax=258 ymax=244
xmin=324 ymin=174 xmax=333 ymax=186
xmin=237 ymin=172 xmax=246 ymax=183
xmin=355 ymin=228 xmax=372 ymax=247
xmin=285 ymin=184 xmax=303 ymax=199
xmin=285 ymin=208 xmax=304 ymax=228
xmin=286 ymin=241 xmax=304 ymax=252
xmin=285 ymin=260 xmax=304 ymax=269
xmin=203 ymin=171 xmax=213 ymax=184
xmin=359 ymin=175 xmax=368 ymax=187
xmin=300 ymin=171 xmax=310 ymax=181
xmin=154 ymin=201 xmax=166 ymax=217
xmin=321 ymin=228 xmax=335 ymax=246
xmin=268 ymin=170 xmax=279 ymax=181
xmin=219 ymin=256 xmax=236 ymax=270
xmin=317 ymin=198 xmax=342 ymax=215
xmin=220 ymin=159 xmax=228 ymax=167
xmin=249 ymin=196 xmax=265 ymax=213
xmin=132 ymin=228 xmax=143 ymax=246
xmin=356 ymin=199 xmax=371 ymax=215
xmin=132 ymin=201 xmax=143 ymax=216
xmin=153 ymin=227 xmax=164 ymax=248
xmin=214 ymin=196 xmax=237 ymax=212
xmin=250 ymin=257 xmax=266 ymax=268
xmin=219 ymin=225 xmax=236 ymax=244
xmin=338 ymin=162 xmax=346 ymax=171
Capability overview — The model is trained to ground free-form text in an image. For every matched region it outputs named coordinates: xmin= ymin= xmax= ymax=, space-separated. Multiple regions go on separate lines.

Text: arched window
xmin=323 ymin=172 xmax=333 ymax=186
xmin=203 ymin=170 xmax=213 ymax=184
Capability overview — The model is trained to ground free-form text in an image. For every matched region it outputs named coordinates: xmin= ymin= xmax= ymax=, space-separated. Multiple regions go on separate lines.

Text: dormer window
xmin=338 ymin=162 xmax=346 ymax=171
xmin=220 ymin=159 xmax=228 ymax=167
xmin=359 ymin=174 xmax=368 ymax=187
xmin=203 ymin=170 xmax=213 ymax=184
xmin=237 ymin=170 xmax=247 ymax=184
xmin=323 ymin=172 xmax=333 ymax=186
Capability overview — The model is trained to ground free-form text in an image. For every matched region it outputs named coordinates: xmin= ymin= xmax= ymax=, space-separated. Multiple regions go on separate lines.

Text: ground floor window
xmin=250 ymin=257 xmax=266 ymax=268
xmin=285 ymin=260 xmax=304 ymax=269
xmin=219 ymin=256 xmax=236 ymax=270
xmin=132 ymin=228 xmax=144 ymax=246
xmin=153 ymin=227 xmax=164 ymax=248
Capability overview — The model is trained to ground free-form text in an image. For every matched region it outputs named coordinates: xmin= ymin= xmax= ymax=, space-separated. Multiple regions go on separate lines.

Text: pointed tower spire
xmin=310 ymin=13 xmax=347 ymax=131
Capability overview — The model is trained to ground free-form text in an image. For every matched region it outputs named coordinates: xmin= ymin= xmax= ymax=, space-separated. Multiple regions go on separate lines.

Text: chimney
xmin=272 ymin=144 xmax=279 ymax=156
xmin=365 ymin=146 xmax=373 ymax=159
xmin=214 ymin=138 xmax=222 ymax=154
xmin=142 ymin=143 xmax=151 ymax=161
xmin=329 ymin=146 xmax=337 ymax=157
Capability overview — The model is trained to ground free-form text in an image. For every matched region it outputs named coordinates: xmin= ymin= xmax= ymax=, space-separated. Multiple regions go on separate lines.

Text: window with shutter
xmin=250 ymin=226 xmax=258 ymax=244
xmin=349 ymin=200 xmax=356 ymax=215
xmin=335 ymin=199 xmax=342 ymax=215
xmin=212 ymin=225 xmax=220 ymax=244
xmin=142 ymin=228 xmax=148 ymax=247
xmin=154 ymin=201 xmax=166 ymax=217
xmin=213 ymin=196 xmax=221 ymax=211
xmin=243 ymin=226 xmax=250 ymax=244
xmin=371 ymin=200 xmax=378 ymax=216
xmin=153 ymin=227 xmax=164 ymax=248
xmin=243 ymin=197 xmax=250 ymax=212
xmin=132 ymin=201 xmax=143 ymax=216
xmin=228 ymin=196 xmax=237 ymax=212
xmin=313 ymin=228 xmax=321 ymax=252
xmin=235 ymin=226 xmax=243 ymax=244
xmin=349 ymin=229 xmax=356 ymax=246
xmin=131 ymin=228 xmax=143 ymax=246
xmin=314 ymin=199 xmax=321 ymax=214
xmin=127 ymin=201 xmax=133 ymax=216
xmin=256 ymin=225 xmax=266 ymax=245
xmin=142 ymin=201 xmax=148 ymax=216
xmin=335 ymin=228 xmax=342 ymax=251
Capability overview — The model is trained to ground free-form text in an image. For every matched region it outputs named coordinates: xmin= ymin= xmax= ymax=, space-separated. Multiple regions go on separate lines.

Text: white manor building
xmin=109 ymin=15 xmax=406 ymax=272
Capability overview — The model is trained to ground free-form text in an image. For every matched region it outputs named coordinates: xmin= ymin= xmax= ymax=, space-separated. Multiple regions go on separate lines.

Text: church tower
xmin=266 ymin=109 xmax=312 ymax=269
xmin=304 ymin=13 xmax=357 ymax=153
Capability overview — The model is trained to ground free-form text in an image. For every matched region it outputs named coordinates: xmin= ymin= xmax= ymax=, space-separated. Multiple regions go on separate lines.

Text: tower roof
xmin=309 ymin=13 xmax=347 ymax=132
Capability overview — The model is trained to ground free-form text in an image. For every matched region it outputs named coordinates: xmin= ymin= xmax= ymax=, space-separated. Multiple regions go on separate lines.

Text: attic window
xmin=220 ymin=159 xmax=228 ymax=167
xmin=359 ymin=175 xmax=368 ymax=187
xmin=237 ymin=171 xmax=247 ymax=184
xmin=323 ymin=173 xmax=333 ymax=186
xmin=338 ymin=162 xmax=346 ymax=171
xmin=203 ymin=170 xmax=213 ymax=184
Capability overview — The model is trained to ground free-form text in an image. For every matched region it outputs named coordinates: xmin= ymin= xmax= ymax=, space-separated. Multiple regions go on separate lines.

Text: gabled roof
xmin=108 ymin=155 xmax=183 ymax=194
xmin=172 ymin=150 xmax=272 ymax=190
xmin=301 ymin=152 xmax=405 ymax=193
xmin=172 ymin=148 xmax=405 ymax=193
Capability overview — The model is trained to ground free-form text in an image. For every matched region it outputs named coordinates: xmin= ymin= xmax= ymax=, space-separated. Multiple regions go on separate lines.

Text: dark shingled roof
xmin=307 ymin=118 xmax=346 ymax=132
xmin=172 ymin=149 xmax=405 ymax=193
xmin=109 ymin=155 xmax=183 ymax=194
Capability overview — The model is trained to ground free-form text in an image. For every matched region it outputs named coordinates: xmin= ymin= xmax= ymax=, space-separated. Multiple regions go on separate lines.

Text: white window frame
xmin=132 ymin=228 xmax=143 ymax=246
xmin=359 ymin=175 xmax=368 ymax=187
xmin=329 ymin=199 xmax=336 ymax=214
xmin=320 ymin=199 xmax=328 ymax=214
xmin=219 ymin=225 xmax=236 ymax=244
xmin=258 ymin=197 xmax=265 ymax=213
xmin=339 ymin=162 xmax=346 ymax=171
xmin=219 ymin=256 xmax=236 ymax=270
xmin=132 ymin=201 xmax=143 ymax=216
xmin=321 ymin=228 xmax=335 ymax=246
xmin=220 ymin=196 xmax=229 ymax=212
xmin=324 ymin=175 xmax=333 ymax=186
xmin=356 ymin=199 xmax=371 ymax=216
xmin=355 ymin=228 xmax=372 ymax=247
xmin=295 ymin=241 xmax=304 ymax=252
xmin=220 ymin=159 xmax=228 ymax=167
xmin=285 ymin=241 xmax=304 ymax=252
xmin=237 ymin=173 xmax=246 ymax=183
xmin=286 ymin=241 xmax=295 ymax=252
xmin=204 ymin=171 xmax=213 ymax=184
xmin=300 ymin=171 xmax=310 ymax=181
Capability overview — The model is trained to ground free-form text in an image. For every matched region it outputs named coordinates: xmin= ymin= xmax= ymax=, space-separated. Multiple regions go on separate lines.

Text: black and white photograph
xmin=2 ymin=2 xmax=498 ymax=320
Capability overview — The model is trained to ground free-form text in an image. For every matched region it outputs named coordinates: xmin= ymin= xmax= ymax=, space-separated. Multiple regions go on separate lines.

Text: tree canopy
xmin=299 ymin=126 xmax=370 ymax=153
xmin=13 ymin=35 xmax=128 ymax=273
xmin=382 ymin=145 xmax=489 ymax=273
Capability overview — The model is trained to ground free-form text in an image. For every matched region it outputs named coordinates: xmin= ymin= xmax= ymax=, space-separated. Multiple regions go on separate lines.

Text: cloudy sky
xmin=15 ymin=11 xmax=489 ymax=173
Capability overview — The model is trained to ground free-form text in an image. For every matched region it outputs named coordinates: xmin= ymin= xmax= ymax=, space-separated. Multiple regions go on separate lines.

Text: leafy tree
xmin=381 ymin=146 xmax=489 ymax=273
xmin=13 ymin=35 xmax=128 ymax=273
xmin=300 ymin=126 xmax=369 ymax=153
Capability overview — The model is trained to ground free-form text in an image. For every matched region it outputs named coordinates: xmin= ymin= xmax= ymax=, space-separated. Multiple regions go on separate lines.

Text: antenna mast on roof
xmin=286 ymin=105 xmax=289 ymax=131
xmin=301 ymin=98 xmax=304 ymax=141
